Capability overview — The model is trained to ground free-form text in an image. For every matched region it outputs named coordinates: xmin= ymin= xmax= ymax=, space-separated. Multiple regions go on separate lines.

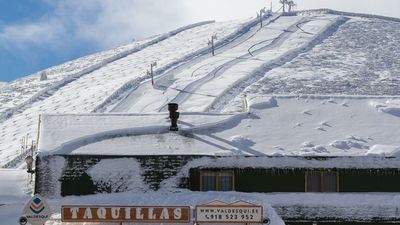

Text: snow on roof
xmin=38 ymin=112 xmax=235 ymax=155
xmin=0 ymin=169 xmax=30 ymax=204
xmin=38 ymin=96 xmax=400 ymax=163
xmin=0 ymin=18 xmax=245 ymax=167
xmin=267 ymin=192 xmax=400 ymax=222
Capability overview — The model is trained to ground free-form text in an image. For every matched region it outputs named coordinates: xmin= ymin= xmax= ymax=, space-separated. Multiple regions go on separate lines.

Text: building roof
xmin=38 ymin=97 xmax=400 ymax=161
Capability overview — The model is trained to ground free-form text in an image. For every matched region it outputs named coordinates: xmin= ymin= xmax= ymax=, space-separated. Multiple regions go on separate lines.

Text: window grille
xmin=305 ymin=170 xmax=338 ymax=192
xmin=200 ymin=171 xmax=234 ymax=191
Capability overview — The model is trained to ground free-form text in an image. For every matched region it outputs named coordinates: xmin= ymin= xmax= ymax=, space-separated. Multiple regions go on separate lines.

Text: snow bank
xmin=267 ymin=192 xmax=400 ymax=222
xmin=367 ymin=145 xmax=400 ymax=157
xmin=0 ymin=169 xmax=30 ymax=203
xmin=250 ymin=96 xmax=278 ymax=110
xmin=88 ymin=158 xmax=147 ymax=192
xmin=330 ymin=139 xmax=369 ymax=150
xmin=371 ymin=100 xmax=400 ymax=117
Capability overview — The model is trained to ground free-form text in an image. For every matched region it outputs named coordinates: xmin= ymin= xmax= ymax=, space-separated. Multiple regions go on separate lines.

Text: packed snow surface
xmin=0 ymin=82 xmax=6 ymax=89
xmin=39 ymin=97 xmax=400 ymax=158
xmin=0 ymin=19 xmax=245 ymax=167
xmin=2 ymin=12 xmax=400 ymax=167
xmin=0 ymin=169 xmax=30 ymax=203
xmin=243 ymin=17 xmax=400 ymax=96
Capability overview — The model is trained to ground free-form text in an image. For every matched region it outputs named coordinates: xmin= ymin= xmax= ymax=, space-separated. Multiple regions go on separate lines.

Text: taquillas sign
xmin=61 ymin=206 xmax=190 ymax=222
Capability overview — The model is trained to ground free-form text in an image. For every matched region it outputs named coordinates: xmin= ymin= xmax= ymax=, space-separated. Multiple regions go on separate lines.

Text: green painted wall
xmin=36 ymin=155 xmax=400 ymax=197
xmin=189 ymin=168 xmax=400 ymax=192
xmin=339 ymin=170 xmax=400 ymax=192
xmin=235 ymin=168 xmax=305 ymax=192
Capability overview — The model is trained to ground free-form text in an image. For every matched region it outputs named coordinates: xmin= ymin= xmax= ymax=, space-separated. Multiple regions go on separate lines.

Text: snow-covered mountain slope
xmin=0 ymin=35 xmax=155 ymax=118
xmin=0 ymin=20 xmax=214 ymax=121
xmin=240 ymin=17 xmax=400 ymax=96
xmin=0 ymin=18 xmax=248 ymax=167
xmin=1 ymin=10 xmax=400 ymax=167
xmin=0 ymin=82 xmax=6 ymax=89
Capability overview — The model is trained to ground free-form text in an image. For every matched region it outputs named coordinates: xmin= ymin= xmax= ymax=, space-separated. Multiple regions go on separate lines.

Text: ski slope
xmin=0 ymin=19 xmax=246 ymax=167
xmin=0 ymin=11 xmax=400 ymax=168
xmin=33 ymin=11 xmax=400 ymax=159
xmin=111 ymin=15 xmax=343 ymax=113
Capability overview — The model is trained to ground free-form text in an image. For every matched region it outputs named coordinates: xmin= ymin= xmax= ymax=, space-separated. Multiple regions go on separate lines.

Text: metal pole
xmin=211 ymin=37 xmax=215 ymax=56
xmin=150 ymin=64 xmax=154 ymax=86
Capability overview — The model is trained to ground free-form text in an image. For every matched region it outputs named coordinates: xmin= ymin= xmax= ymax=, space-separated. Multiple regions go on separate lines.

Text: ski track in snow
xmin=0 ymin=21 xmax=214 ymax=124
xmin=161 ymin=17 xmax=312 ymax=112
xmin=108 ymin=13 xmax=281 ymax=113
xmin=1 ymin=11 xmax=400 ymax=168
xmin=112 ymin=15 xmax=314 ymax=113
xmin=208 ymin=16 xmax=349 ymax=112
xmin=0 ymin=20 xmax=242 ymax=167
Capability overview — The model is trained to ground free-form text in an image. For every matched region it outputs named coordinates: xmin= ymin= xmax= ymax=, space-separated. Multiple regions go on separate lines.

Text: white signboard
xmin=196 ymin=201 xmax=263 ymax=223
xmin=22 ymin=194 xmax=51 ymax=225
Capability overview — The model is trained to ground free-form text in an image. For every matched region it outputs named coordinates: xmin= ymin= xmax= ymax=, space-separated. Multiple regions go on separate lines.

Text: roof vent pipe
xmin=168 ymin=103 xmax=179 ymax=131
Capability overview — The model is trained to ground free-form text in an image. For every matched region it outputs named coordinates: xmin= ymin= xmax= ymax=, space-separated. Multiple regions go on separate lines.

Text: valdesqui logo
xmin=22 ymin=194 xmax=51 ymax=225
xmin=30 ymin=197 xmax=45 ymax=214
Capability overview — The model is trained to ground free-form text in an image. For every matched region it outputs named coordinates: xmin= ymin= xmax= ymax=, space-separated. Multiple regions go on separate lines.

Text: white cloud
xmin=0 ymin=0 xmax=189 ymax=51
xmin=0 ymin=0 xmax=398 ymax=53
xmin=70 ymin=0 xmax=189 ymax=48
xmin=0 ymin=18 xmax=65 ymax=50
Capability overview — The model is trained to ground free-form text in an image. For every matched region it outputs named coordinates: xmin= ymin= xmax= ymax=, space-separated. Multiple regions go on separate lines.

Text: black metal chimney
xmin=168 ymin=103 xmax=179 ymax=131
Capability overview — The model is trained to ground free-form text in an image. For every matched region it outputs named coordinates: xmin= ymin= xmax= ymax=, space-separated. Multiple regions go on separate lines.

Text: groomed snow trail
xmin=206 ymin=16 xmax=349 ymax=112
xmin=0 ymin=20 xmax=244 ymax=167
xmin=113 ymin=15 xmax=343 ymax=114
xmin=159 ymin=17 xmax=311 ymax=112
xmin=112 ymin=15 xmax=312 ymax=113
xmin=0 ymin=21 xmax=214 ymax=124
xmin=108 ymin=13 xmax=281 ymax=112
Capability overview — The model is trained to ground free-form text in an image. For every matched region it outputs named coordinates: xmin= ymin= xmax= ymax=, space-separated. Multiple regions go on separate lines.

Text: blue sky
xmin=1 ymin=0 xmax=399 ymax=82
